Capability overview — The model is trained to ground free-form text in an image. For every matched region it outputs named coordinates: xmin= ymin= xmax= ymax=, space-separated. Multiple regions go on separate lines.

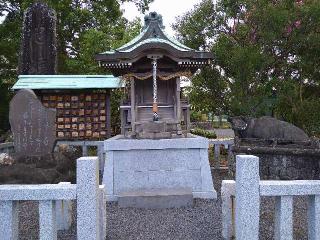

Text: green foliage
xmin=0 ymin=10 xmax=20 ymax=132
xmin=0 ymin=82 xmax=12 ymax=133
xmin=110 ymin=89 xmax=124 ymax=135
xmin=174 ymin=0 xmax=320 ymax=136
xmin=0 ymin=0 xmax=151 ymax=133
xmin=190 ymin=111 xmax=202 ymax=122
xmin=275 ymin=80 xmax=320 ymax=137
xmin=211 ymin=121 xmax=231 ymax=129
xmin=173 ymin=0 xmax=229 ymax=117
xmin=190 ymin=128 xmax=217 ymax=139
xmin=173 ymin=0 xmax=215 ymax=50
xmin=187 ymin=66 xmax=229 ymax=116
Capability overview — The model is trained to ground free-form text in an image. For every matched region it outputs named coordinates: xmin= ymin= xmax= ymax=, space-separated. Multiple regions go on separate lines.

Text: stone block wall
xmin=230 ymin=151 xmax=320 ymax=180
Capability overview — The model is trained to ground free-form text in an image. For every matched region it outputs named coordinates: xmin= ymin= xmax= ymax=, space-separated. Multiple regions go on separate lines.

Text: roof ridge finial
xmin=143 ymin=12 xmax=165 ymax=30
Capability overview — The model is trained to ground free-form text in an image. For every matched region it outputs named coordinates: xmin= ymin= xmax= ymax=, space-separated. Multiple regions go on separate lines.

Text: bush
xmin=292 ymin=100 xmax=320 ymax=138
xmin=190 ymin=111 xmax=202 ymax=122
xmin=211 ymin=121 xmax=231 ymax=129
xmin=275 ymin=82 xmax=320 ymax=138
xmin=190 ymin=128 xmax=217 ymax=139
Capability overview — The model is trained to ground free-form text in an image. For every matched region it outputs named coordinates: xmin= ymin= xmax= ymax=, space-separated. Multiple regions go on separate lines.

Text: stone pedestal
xmin=135 ymin=121 xmax=183 ymax=139
xmin=102 ymin=134 xmax=217 ymax=202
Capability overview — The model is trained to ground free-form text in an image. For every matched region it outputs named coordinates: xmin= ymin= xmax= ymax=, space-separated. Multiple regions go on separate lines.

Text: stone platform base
xmin=118 ymin=188 xmax=193 ymax=209
xmin=102 ymin=134 xmax=217 ymax=202
xmin=135 ymin=121 xmax=183 ymax=139
xmin=232 ymin=142 xmax=320 ymax=180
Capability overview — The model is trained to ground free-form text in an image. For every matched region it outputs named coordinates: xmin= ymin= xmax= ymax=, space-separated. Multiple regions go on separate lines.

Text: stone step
xmin=136 ymin=131 xmax=173 ymax=139
xmin=118 ymin=188 xmax=194 ymax=209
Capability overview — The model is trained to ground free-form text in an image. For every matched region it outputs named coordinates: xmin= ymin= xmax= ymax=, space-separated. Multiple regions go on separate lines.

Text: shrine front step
xmin=118 ymin=188 xmax=194 ymax=209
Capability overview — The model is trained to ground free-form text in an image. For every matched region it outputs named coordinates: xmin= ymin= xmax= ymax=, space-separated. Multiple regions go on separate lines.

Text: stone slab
xmin=235 ymin=155 xmax=260 ymax=240
xmin=199 ymin=148 xmax=216 ymax=198
xmin=56 ymin=182 xmax=73 ymax=231
xmin=39 ymin=200 xmax=57 ymax=240
xmin=114 ymin=149 xmax=201 ymax=171
xmin=136 ymin=131 xmax=172 ymax=140
xmin=118 ymin=188 xmax=194 ymax=209
xmin=0 ymin=201 xmax=19 ymax=240
xmin=0 ymin=185 xmax=76 ymax=201
xmin=114 ymin=170 xmax=202 ymax=194
xmin=221 ymin=180 xmax=236 ymax=240
xmin=193 ymin=191 xmax=217 ymax=199
xmin=103 ymin=135 xmax=217 ymax=201
xmin=99 ymin=185 xmax=107 ymax=240
xmin=138 ymin=121 xmax=166 ymax=133
xmin=104 ymin=151 xmax=114 ymax=201
xmin=260 ymin=180 xmax=320 ymax=196
xmin=9 ymin=89 xmax=56 ymax=158
xmin=76 ymin=157 xmax=100 ymax=240
xmin=104 ymin=134 xmax=208 ymax=151
xmin=308 ymin=195 xmax=320 ymax=240
xmin=274 ymin=196 xmax=293 ymax=240
xmin=56 ymin=200 xmax=73 ymax=231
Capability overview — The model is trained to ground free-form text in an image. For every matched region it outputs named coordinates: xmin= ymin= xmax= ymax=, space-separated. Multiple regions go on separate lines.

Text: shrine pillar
xmin=130 ymin=77 xmax=136 ymax=133
xmin=176 ymin=77 xmax=181 ymax=122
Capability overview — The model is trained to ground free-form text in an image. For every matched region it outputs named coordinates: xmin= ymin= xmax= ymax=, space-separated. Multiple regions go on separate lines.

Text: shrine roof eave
xmin=96 ymin=12 xmax=214 ymax=65
xmin=95 ymin=42 xmax=213 ymax=63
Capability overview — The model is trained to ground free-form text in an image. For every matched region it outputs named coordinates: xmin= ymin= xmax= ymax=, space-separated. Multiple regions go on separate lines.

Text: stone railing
xmin=208 ymin=139 xmax=234 ymax=170
xmin=0 ymin=142 xmax=14 ymax=154
xmin=222 ymin=155 xmax=320 ymax=240
xmin=0 ymin=157 xmax=106 ymax=240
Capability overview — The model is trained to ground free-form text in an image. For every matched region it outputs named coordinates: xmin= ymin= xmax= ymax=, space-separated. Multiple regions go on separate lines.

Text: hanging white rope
xmin=152 ymin=58 xmax=159 ymax=121
xmin=152 ymin=59 xmax=158 ymax=104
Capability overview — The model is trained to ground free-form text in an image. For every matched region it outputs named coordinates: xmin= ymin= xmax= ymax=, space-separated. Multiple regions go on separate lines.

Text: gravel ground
xmin=18 ymin=169 xmax=309 ymax=240
xmin=106 ymin=199 xmax=221 ymax=240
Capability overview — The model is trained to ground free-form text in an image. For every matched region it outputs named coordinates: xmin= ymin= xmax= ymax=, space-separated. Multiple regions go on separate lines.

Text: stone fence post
xmin=235 ymin=155 xmax=260 ymax=240
xmin=221 ymin=180 xmax=235 ymax=239
xmin=0 ymin=201 xmax=18 ymax=240
xmin=77 ymin=157 xmax=100 ymax=240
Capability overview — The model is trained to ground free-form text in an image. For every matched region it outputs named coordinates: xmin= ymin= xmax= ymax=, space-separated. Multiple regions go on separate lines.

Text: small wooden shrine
xmin=12 ymin=75 xmax=122 ymax=140
xmin=96 ymin=12 xmax=213 ymax=139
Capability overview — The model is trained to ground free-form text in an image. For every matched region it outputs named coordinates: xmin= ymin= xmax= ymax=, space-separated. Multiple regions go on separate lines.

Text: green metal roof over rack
xmin=12 ymin=75 xmax=123 ymax=90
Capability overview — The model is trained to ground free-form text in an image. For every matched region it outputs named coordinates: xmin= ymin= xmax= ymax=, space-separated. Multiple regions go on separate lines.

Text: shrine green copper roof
xmin=119 ymin=38 xmax=191 ymax=53
xmin=95 ymin=12 xmax=213 ymax=76
xmin=12 ymin=75 xmax=123 ymax=90
xmin=101 ymin=24 xmax=193 ymax=54
xmin=96 ymin=12 xmax=208 ymax=59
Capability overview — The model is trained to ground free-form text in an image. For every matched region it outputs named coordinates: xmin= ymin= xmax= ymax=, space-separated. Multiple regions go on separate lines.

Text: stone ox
xmin=228 ymin=116 xmax=309 ymax=142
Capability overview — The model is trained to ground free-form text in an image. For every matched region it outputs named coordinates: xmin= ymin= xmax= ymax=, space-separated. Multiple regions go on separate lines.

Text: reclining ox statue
xmin=228 ymin=116 xmax=309 ymax=142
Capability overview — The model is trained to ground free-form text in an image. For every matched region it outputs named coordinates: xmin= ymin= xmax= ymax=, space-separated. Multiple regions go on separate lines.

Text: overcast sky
xmin=121 ymin=0 xmax=203 ymax=36
xmin=0 ymin=0 xmax=203 ymax=35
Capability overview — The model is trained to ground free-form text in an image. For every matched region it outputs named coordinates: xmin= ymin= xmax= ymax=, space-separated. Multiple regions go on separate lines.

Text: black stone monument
xmin=19 ymin=1 xmax=57 ymax=75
